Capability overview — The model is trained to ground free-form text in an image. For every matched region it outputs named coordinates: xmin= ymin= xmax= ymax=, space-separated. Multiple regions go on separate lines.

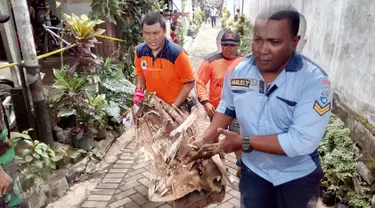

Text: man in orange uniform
xmin=195 ymin=30 xmax=244 ymax=177
xmin=134 ymin=12 xmax=195 ymax=109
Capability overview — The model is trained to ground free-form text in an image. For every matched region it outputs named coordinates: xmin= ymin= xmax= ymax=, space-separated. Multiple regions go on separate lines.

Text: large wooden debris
xmin=131 ymin=93 xmax=229 ymax=208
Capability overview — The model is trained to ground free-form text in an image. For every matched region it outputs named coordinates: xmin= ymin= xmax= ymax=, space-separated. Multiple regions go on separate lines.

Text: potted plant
xmin=88 ymin=94 xmax=109 ymax=140
xmin=319 ymin=116 xmax=364 ymax=207
xmin=52 ymin=66 xmax=91 ymax=127
xmin=320 ymin=178 xmax=337 ymax=206
xmin=70 ymin=96 xmax=94 ymax=150
xmin=63 ymin=13 xmax=105 ymax=75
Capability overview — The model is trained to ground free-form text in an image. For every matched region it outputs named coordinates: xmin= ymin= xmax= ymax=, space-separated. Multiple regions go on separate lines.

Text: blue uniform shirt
xmin=217 ymin=52 xmax=332 ymax=186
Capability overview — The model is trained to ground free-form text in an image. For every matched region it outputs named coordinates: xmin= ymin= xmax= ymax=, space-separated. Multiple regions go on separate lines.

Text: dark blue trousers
xmin=239 ymin=161 xmax=323 ymax=208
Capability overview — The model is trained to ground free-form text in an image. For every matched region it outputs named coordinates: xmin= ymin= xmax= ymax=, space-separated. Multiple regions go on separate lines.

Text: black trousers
xmin=239 ymin=161 xmax=323 ymax=208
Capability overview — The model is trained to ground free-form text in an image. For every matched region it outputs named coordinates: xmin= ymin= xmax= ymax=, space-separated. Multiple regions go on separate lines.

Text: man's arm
xmin=134 ymin=51 xmax=145 ymax=90
xmin=173 ymin=51 xmax=195 ymax=107
xmin=173 ymin=82 xmax=194 ymax=107
xmin=0 ymin=159 xmax=13 ymax=195
xmin=248 ymin=77 xmax=332 ymax=157
xmin=199 ymin=68 xmax=236 ymax=144
xmin=136 ymin=76 xmax=145 ymax=91
xmin=195 ymin=61 xmax=211 ymax=105
xmin=201 ymin=112 xmax=234 ymax=144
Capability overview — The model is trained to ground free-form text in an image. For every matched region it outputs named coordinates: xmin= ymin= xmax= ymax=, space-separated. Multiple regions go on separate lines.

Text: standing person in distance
xmin=210 ymin=6 xmax=217 ymax=27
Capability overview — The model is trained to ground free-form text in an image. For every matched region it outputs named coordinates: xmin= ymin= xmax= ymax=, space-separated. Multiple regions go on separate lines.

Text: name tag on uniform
xmin=231 ymin=78 xmax=257 ymax=88
xmin=231 ymin=78 xmax=258 ymax=94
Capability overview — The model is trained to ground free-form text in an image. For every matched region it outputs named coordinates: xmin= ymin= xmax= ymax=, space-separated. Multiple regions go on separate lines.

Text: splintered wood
xmin=131 ymin=93 xmax=228 ymax=208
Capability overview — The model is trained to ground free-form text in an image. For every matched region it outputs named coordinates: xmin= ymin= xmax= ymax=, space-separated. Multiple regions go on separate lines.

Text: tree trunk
xmin=11 ymin=0 xmax=54 ymax=147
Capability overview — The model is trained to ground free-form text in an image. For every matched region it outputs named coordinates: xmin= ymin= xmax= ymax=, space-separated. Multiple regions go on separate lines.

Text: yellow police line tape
xmin=0 ymin=44 xmax=77 ymax=70
xmin=96 ymin=35 xmax=127 ymax=43
xmin=0 ymin=34 xmax=127 ymax=70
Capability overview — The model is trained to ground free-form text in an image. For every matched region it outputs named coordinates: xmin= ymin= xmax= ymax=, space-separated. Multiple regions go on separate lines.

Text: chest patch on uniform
xmin=231 ymin=78 xmax=257 ymax=88
xmin=313 ymin=100 xmax=331 ymax=116
xmin=141 ymin=60 xmax=148 ymax=70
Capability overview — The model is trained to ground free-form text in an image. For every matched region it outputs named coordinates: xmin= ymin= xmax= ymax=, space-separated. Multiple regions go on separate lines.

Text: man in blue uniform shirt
xmin=193 ymin=6 xmax=332 ymax=208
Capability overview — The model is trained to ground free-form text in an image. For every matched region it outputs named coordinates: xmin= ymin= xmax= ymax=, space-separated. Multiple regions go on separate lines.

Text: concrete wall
xmin=239 ymin=0 xmax=375 ymax=126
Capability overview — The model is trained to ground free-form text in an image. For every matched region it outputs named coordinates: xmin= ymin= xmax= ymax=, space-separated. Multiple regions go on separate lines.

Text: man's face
xmin=252 ymin=19 xmax=300 ymax=72
xmin=221 ymin=44 xmax=239 ymax=59
xmin=142 ymin=23 xmax=166 ymax=52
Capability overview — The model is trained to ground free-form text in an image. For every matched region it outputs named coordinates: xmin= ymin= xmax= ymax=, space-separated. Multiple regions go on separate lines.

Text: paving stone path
xmin=81 ymin=23 xmax=242 ymax=208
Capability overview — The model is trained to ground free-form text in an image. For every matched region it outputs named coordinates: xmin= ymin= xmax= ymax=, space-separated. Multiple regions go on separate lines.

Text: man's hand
xmin=203 ymin=102 xmax=216 ymax=118
xmin=214 ymin=128 xmax=243 ymax=154
xmin=133 ymin=89 xmax=145 ymax=106
xmin=0 ymin=169 xmax=13 ymax=196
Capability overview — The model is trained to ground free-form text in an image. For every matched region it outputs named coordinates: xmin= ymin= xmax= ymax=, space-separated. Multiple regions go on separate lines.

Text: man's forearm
xmin=173 ymin=82 xmax=194 ymax=107
xmin=202 ymin=112 xmax=234 ymax=143
xmin=136 ymin=76 xmax=146 ymax=90
xmin=249 ymin=134 xmax=286 ymax=155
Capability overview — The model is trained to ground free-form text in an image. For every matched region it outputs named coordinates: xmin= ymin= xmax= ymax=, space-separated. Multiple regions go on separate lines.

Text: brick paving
xmin=81 ymin=23 xmax=241 ymax=208
xmin=81 ymin=128 xmax=241 ymax=208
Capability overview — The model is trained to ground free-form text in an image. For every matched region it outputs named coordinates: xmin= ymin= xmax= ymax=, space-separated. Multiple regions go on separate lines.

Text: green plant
xmin=63 ymin=13 xmax=105 ymax=44
xmin=96 ymin=57 xmax=135 ymax=123
xmin=71 ymin=93 xmax=109 ymax=139
xmin=235 ymin=15 xmax=253 ymax=55
xmin=221 ymin=6 xmax=231 ymax=28
xmin=63 ymin=13 xmax=105 ymax=74
xmin=319 ymin=115 xmax=372 ymax=205
xmin=52 ymin=66 xmax=91 ymax=118
xmin=176 ymin=18 xmax=185 ymax=47
xmin=11 ymin=130 xmax=60 ymax=192
xmin=87 ymin=94 xmax=109 ymax=130
xmin=347 ymin=190 xmax=372 ymax=208
xmin=53 ymin=67 xmax=91 ymax=93
xmin=191 ymin=10 xmax=205 ymax=27
xmin=90 ymin=0 xmax=126 ymax=24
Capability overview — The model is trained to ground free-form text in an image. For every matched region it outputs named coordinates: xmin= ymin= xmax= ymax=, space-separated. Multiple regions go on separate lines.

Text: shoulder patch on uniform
xmin=231 ymin=78 xmax=257 ymax=87
xmin=313 ymin=100 xmax=331 ymax=116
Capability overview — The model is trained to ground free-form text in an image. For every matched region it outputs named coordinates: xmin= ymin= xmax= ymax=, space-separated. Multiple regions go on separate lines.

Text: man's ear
xmin=292 ymin=35 xmax=301 ymax=50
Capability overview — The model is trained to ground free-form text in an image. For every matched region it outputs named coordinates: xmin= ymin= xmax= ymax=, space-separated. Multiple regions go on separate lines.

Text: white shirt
xmin=210 ymin=8 xmax=217 ymax=17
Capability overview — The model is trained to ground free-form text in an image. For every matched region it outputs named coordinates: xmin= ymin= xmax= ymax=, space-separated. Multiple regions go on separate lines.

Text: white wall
xmin=173 ymin=0 xmax=183 ymax=12
xmin=240 ymin=0 xmax=375 ymax=125
xmin=60 ymin=2 xmax=91 ymax=17
xmin=224 ymin=0 xmax=242 ymax=14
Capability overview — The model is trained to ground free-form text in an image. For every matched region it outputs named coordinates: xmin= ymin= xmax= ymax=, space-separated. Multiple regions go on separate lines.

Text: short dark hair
xmin=171 ymin=25 xmax=176 ymax=31
xmin=257 ymin=6 xmax=300 ymax=37
xmin=140 ymin=12 xmax=167 ymax=31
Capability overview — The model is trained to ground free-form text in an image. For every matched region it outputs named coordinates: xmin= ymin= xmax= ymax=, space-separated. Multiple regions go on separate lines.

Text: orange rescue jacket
xmin=195 ymin=52 xmax=244 ymax=108
xmin=135 ymin=39 xmax=195 ymax=105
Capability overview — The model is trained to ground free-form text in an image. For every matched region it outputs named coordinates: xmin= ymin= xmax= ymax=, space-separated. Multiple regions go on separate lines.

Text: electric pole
xmin=10 ymin=0 xmax=54 ymax=147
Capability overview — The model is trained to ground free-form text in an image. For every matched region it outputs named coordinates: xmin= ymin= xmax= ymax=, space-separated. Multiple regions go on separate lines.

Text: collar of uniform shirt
xmin=147 ymin=38 xmax=169 ymax=58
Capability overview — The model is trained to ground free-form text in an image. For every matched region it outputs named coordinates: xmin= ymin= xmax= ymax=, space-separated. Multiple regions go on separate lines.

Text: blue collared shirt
xmin=217 ymin=52 xmax=332 ymax=186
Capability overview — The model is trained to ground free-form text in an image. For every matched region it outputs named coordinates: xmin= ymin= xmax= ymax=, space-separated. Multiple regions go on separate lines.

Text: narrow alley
xmin=79 ymin=23 xmax=242 ymax=208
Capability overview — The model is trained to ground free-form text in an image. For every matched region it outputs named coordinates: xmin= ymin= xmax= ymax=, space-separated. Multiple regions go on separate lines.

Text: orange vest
xmin=135 ymin=40 xmax=195 ymax=105
xmin=196 ymin=52 xmax=244 ymax=108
